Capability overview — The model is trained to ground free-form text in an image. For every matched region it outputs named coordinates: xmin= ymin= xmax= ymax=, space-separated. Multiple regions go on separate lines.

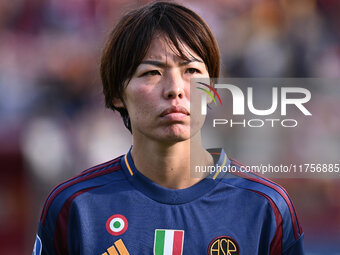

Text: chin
xmin=167 ymin=134 xmax=190 ymax=143
xmin=157 ymin=125 xmax=191 ymax=143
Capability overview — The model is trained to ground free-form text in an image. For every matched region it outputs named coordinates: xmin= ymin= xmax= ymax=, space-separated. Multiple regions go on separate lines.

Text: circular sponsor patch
xmin=106 ymin=214 xmax=128 ymax=236
xmin=208 ymin=236 xmax=239 ymax=255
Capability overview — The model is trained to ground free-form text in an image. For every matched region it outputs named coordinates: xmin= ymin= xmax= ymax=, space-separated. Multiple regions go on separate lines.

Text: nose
xmin=164 ymin=87 xmax=184 ymax=99
xmin=163 ymin=72 xmax=185 ymax=100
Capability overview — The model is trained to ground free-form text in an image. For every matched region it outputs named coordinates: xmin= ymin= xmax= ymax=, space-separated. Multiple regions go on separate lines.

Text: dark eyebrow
xmin=140 ymin=60 xmax=167 ymax=68
xmin=179 ymin=58 xmax=203 ymax=66
xmin=140 ymin=58 xmax=203 ymax=68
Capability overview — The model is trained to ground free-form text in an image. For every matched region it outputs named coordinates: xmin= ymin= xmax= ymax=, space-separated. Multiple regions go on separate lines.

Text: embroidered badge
xmin=154 ymin=229 xmax=184 ymax=255
xmin=106 ymin=214 xmax=128 ymax=236
xmin=208 ymin=236 xmax=239 ymax=255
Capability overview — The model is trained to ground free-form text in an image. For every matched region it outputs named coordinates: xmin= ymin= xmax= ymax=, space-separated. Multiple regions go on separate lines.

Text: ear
xmin=112 ymin=97 xmax=125 ymax=108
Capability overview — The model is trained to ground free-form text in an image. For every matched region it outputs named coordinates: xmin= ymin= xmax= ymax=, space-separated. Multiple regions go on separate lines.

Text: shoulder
xmin=39 ymin=155 xmax=125 ymax=228
xmin=220 ymin=157 xmax=304 ymax=253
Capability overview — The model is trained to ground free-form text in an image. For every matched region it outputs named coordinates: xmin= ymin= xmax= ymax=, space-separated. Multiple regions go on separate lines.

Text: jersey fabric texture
xmin=33 ymin=148 xmax=304 ymax=255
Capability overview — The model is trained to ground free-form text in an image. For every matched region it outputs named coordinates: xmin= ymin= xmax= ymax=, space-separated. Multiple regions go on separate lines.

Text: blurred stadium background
xmin=0 ymin=0 xmax=339 ymax=254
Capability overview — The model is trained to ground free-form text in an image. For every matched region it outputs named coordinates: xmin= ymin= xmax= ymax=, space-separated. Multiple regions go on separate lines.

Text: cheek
xmin=125 ymin=87 xmax=158 ymax=118
xmin=190 ymin=89 xmax=204 ymax=114
xmin=190 ymin=89 xmax=208 ymax=128
xmin=191 ymin=111 xmax=206 ymax=131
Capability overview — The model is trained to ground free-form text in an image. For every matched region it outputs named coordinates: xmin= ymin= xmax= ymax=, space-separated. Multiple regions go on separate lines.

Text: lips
xmin=160 ymin=106 xmax=190 ymax=117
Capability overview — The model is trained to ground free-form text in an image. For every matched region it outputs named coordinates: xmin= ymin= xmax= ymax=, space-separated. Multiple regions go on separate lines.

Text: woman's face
xmin=115 ymin=34 xmax=209 ymax=144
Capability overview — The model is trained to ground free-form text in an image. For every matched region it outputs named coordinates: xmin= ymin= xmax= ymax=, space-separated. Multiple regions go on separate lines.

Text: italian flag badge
xmin=154 ymin=229 xmax=184 ymax=255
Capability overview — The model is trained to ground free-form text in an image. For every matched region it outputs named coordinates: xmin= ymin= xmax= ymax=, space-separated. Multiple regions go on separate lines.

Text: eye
xmin=186 ymin=68 xmax=200 ymax=74
xmin=141 ymin=70 xmax=161 ymax=76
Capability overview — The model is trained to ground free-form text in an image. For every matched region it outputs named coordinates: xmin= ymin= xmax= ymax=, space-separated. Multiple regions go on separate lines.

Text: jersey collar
xmin=120 ymin=147 xmax=230 ymax=204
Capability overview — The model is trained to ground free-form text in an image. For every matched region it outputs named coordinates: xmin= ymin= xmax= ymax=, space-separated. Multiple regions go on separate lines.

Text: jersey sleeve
xmin=32 ymin=179 xmax=91 ymax=255
xmin=258 ymin=186 xmax=305 ymax=255
xmin=266 ymin=184 xmax=305 ymax=255
xmin=32 ymin=223 xmax=56 ymax=255
xmin=32 ymin=184 xmax=90 ymax=255
xmin=32 ymin=157 xmax=123 ymax=255
xmin=282 ymin=234 xmax=305 ymax=255
xmin=32 ymin=192 xmax=72 ymax=255
xmin=227 ymin=159 xmax=305 ymax=255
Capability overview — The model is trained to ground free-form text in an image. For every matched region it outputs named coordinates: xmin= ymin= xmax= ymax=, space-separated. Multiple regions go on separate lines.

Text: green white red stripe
xmin=154 ymin=229 xmax=184 ymax=255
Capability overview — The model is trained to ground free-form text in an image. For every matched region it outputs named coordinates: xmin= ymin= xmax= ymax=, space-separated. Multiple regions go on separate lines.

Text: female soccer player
xmin=33 ymin=2 xmax=304 ymax=254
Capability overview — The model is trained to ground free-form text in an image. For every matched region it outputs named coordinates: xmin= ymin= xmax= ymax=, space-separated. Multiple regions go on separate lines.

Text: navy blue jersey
xmin=33 ymin=148 xmax=304 ymax=255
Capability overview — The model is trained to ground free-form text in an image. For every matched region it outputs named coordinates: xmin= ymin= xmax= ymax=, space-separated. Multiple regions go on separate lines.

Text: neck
xmin=131 ymin=133 xmax=213 ymax=189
